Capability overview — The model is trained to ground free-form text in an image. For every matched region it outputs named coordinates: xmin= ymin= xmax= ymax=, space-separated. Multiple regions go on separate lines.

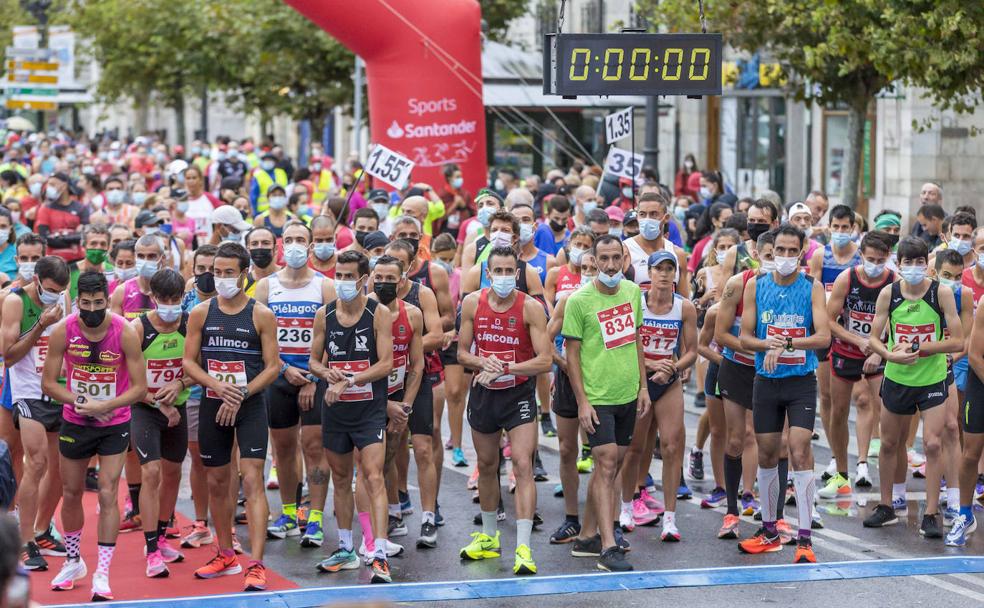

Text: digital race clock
xmin=543 ymin=33 xmax=723 ymax=97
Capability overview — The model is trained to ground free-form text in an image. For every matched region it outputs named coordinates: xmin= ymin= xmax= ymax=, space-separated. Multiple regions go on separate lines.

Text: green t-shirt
xmin=884 ymin=281 xmax=946 ymax=387
xmin=140 ymin=314 xmax=191 ymax=406
xmin=561 ymin=279 xmax=642 ymax=406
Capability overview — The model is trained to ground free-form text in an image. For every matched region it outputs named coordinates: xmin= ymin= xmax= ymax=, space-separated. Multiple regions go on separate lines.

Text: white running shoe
xmin=51 ymin=558 xmax=86 ymax=591
xmin=91 ymin=571 xmax=113 ymax=601
xmin=661 ymin=520 xmax=681 ymax=542
xmin=358 ymin=539 xmax=405 ymax=564
xmin=619 ymin=505 xmax=635 ymax=532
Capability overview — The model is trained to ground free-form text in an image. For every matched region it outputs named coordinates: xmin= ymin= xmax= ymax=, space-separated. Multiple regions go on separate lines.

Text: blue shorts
xmin=954 ymin=357 xmax=969 ymax=393
xmin=1 ymin=368 xmax=10 ymax=411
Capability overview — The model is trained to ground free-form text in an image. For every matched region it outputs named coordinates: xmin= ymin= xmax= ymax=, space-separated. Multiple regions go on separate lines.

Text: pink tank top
xmin=63 ymin=312 xmax=131 ymax=427
xmin=122 ymin=277 xmax=153 ymax=320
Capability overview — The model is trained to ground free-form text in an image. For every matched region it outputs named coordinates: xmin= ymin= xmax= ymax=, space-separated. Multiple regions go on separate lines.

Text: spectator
xmin=674 ymin=153 xmax=700 ymax=199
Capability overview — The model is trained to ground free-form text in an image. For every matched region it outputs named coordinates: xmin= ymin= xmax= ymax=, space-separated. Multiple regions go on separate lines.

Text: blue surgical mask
xmin=284 ymin=244 xmax=309 ymax=269
xmin=451 ymin=177 xmax=463 ymax=189
xmin=900 ymin=265 xmax=927 ymax=284
xmin=580 ymin=274 xmax=595 ymax=287
xmin=938 ymin=277 xmax=959 ymax=291
xmin=863 ymin=260 xmax=885 ymax=278
xmin=314 ymin=243 xmax=336 ymax=261
xmin=477 ymin=206 xmax=495 ymax=227
xmin=222 ymin=231 xmax=240 ymax=242
xmin=949 ymin=238 xmax=972 ymax=256
xmin=715 ymin=250 xmax=727 ymax=265
xmin=177 ymin=202 xmax=189 ymax=213
xmin=582 ymin=201 xmax=598 ymax=215
xmin=136 ymin=258 xmax=159 ymax=278
xmin=435 ymin=259 xmax=453 ymax=275
xmin=373 ymin=202 xmax=389 ymax=220
xmin=490 ymin=275 xmax=516 ymax=298
xmin=132 ymin=192 xmax=147 ymax=206
xmin=369 ymin=255 xmax=380 ymax=270
xmin=261 ymin=160 xmax=275 ymax=171
xmin=621 ymin=187 xmax=633 ymax=199
xmin=106 ymin=190 xmax=125 ymax=205
xmin=519 ymin=223 xmax=534 ymax=244
xmin=156 ymin=304 xmax=182 ymax=323
xmin=116 ymin=266 xmax=138 ymax=281
xmin=978 ymin=252 xmax=984 ymax=269
xmin=830 ymin=232 xmax=853 ymax=248
xmin=569 ymin=247 xmax=586 ymax=265
xmin=269 ymin=196 xmax=287 ymax=210
xmin=609 ymin=227 xmax=623 ymax=239
xmin=38 ymin=284 xmax=62 ymax=306
xmin=673 ymin=207 xmax=687 ymax=222
xmin=336 ymin=279 xmax=360 ymax=302
xmin=598 ymin=271 xmax=623 ymax=288
xmin=639 ymin=218 xmax=662 ymax=240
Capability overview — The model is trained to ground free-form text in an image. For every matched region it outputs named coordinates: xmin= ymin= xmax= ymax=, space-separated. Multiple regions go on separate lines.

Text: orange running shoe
xmin=717 ymin=514 xmax=740 ymax=539
xmin=738 ymin=528 xmax=782 ymax=554
xmin=194 ymin=550 xmax=242 ymax=579
xmin=793 ymin=538 xmax=816 ymax=563
xmin=776 ymin=520 xmax=796 ymax=545
xmin=244 ymin=561 xmax=267 ymax=591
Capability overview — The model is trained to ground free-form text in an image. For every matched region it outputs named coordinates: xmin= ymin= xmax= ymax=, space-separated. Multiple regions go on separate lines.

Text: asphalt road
xmin=174 ymin=380 xmax=984 ymax=607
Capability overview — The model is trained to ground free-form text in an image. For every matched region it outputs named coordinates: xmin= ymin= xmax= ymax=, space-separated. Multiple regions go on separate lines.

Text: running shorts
xmin=131 ymin=403 xmax=188 ymax=465
xmin=266 ymin=374 xmax=321 ymax=429
xmin=13 ymin=398 xmax=61 ymax=433
xmin=704 ymin=361 xmax=720 ymax=398
xmin=963 ymin=369 xmax=984 ymax=434
xmin=551 ymin=367 xmax=578 ymax=419
xmin=718 ymin=358 xmax=755 ymax=410
xmin=753 ymin=374 xmax=818 ymax=434
xmin=198 ymin=395 xmax=268 ymax=467
xmin=831 ymin=352 xmax=885 ymax=382
xmin=58 ymin=420 xmax=130 ymax=460
xmin=467 ymin=379 xmax=537 ymax=435
xmin=588 ymin=401 xmax=637 ymax=448
xmin=880 ymin=377 xmax=947 ymax=416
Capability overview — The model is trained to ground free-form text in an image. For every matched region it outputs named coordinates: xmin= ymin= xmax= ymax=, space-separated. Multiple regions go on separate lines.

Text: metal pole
xmin=353 ymin=56 xmax=364 ymax=156
xmin=200 ymin=85 xmax=208 ymax=142
xmin=643 ymin=96 xmax=659 ymax=178
xmin=631 ymin=105 xmax=636 ymax=206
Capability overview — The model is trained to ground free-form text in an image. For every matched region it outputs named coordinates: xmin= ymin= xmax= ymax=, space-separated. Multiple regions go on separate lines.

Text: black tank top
xmin=408 ymin=260 xmax=433 ymax=290
xmin=323 ymin=298 xmax=387 ymax=428
xmin=201 ymin=298 xmax=264 ymax=400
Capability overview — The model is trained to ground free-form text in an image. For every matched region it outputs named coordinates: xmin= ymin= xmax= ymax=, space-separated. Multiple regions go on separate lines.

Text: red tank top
xmin=555 ymin=266 xmax=581 ymax=302
xmin=389 ymin=301 xmax=413 ymax=395
xmin=473 ymin=289 xmax=535 ymax=389
xmin=962 ymin=267 xmax=984 ymax=311
xmin=734 ymin=269 xmax=757 ymax=317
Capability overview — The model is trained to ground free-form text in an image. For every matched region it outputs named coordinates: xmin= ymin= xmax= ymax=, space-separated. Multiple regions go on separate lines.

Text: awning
xmin=484 ymin=82 xmax=646 ymax=109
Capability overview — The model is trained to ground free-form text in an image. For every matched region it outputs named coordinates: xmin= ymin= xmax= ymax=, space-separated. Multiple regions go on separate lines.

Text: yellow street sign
xmin=6 ymin=60 xmax=59 ymax=71
xmin=5 ymin=73 xmax=58 ymax=84
xmin=5 ymin=99 xmax=57 ymax=110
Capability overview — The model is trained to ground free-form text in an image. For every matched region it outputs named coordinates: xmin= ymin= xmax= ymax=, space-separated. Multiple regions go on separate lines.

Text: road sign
xmin=365 ymin=143 xmax=415 ymax=189
xmin=605 ymin=107 xmax=633 ymax=144
xmin=4 ymin=46 xmax=54 ymax=60
xmin=5 ymin=72 xmax=58 ymax=85
xmin=6 ymin=60 xmax=58 ymax=71
xmin=3 ymin=87 xmax=56 ymax=96
xmin=5 ymin=99 xmax=56 ymax=110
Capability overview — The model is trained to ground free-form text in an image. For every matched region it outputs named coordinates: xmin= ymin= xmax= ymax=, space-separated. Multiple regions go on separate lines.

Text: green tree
xmin=481 ymin=0 xmax=530 ymax=41
xmin=70 ymin=0 xmax=237 ymax=144
xmin=639 ymin=0 xmax=984 ymax=208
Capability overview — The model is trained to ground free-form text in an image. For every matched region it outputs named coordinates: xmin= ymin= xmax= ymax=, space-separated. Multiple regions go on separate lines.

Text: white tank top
xmin=267 ymin=273 xmax=325 ymax=369
xmin=640 ymin=292 xmax=684 ymax=362
xmin=626 ymin=237 xmax=680 ymax=288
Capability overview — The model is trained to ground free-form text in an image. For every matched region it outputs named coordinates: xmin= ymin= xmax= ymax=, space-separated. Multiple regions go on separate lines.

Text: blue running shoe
xmin=701 ymin=487 xmax=727 ymax=509
xmin=945 ymin=514 xmax=976 ymax=547
xmin=300 ymin=520 xmax=324 ymax=548
xmin=451 ymin=448 xmax=468 ymax=467
xmin=892 ymin=496 xmax=907 ymax=512
xmin=677 ymin=483 xmax=693 ymax=500
xmin=741 ymin=493 xmax=760 ymax=516
xmin=944 ymin=506 xmax=959 ymax=527
xmin=399 ymin=490 xmax=413 ymax=516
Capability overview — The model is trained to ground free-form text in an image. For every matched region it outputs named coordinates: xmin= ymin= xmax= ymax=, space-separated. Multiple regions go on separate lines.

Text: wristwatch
xmin=785 ymin=336 xmax=795 ymax=352
xmin=238 ymin=386 xmax=249 ymax=399
xmin=910 ymin=340 xmax=920 ymax=354
xmin=502 ymin=362 xmax=510 ymax=375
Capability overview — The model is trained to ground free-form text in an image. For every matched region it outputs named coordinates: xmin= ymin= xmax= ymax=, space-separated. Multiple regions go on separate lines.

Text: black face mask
xmin=374 ymin=281 xmax=398 ymax=305
xmin=239 ymin=209 xmax=249 ymax=220
xmin=881 ymin=232 xmax=900 ymax=248
xmin=747 ymin=222 xmax=771 ymax=242
xmin=403 ymin=238 xmax=420 ymax=259
xmin=80 ymin=307 xmax=106 ymax=328
xmin=355 ymin=230 xmax=369 ymax=248
xmin=196 ymin=271 xmax=215 ymax=293
xmin=549 ymin=219 xmax=566 ymax=232
xmin=249 ymin=248 xmax=273 ymax=268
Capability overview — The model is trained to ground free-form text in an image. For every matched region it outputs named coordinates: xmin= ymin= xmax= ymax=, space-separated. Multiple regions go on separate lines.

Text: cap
xmin=648 ymin=250 xmax=678 ymax=268
xmin=405 ymin=187 xmax=426 ymax=198
xmin=220 ymin=176 xmax=242 ymax=191
xmin=167 ymin=159 xmax=188 ymax=176
xmin=623 ymin=210 xmax=638 ymax=225
xmin=267 ymin=183 xmax=286 ymax=195
xmin=210 ymin=205 xmax=251 ymax=232
xmin=367 ymin=188 xmax=389 ymax=203
xmin=363 ymin=231 xmax=389 ymax=251
xmin=788 ymin=202 xmax=812 ymax=219
xmin=605 ymin=206 xmax=625 ymax=223
xmin=261 ymin=151 xmax=276 ymax=161
xmin=51 ymin=171 xmax=71 ymax=184
xmin=135 ymin=210 xmax=163 ymax=228
xmin=618 ymin=176 xmax=633 ymax=186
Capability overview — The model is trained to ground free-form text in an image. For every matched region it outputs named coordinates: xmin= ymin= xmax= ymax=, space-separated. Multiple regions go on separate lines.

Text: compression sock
xmin=725 ymin=454 xmax=742 ymax=516
xmin=776 ymin=458 xmax=789 ymax=519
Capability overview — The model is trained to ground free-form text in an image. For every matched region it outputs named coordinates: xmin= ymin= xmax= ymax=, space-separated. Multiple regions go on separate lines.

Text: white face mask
xmin=490 ymin=230 xmax=512 ymax=248
xmin=215 ymin=276 xmax=242 ymax=299
xmin=774 ymin=255 xmax=799 ymax=277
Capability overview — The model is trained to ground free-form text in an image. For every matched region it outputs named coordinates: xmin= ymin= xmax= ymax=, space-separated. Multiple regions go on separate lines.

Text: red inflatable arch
xmin=285 ymin=0 xmax=489 ymax=194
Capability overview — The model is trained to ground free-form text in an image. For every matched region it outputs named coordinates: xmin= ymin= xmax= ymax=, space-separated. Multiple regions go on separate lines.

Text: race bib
xmin=848 ymin=310 xmax=874 ymax=338
xmin=34 ymin=336 xmax=49 ymax=374
xmin=640 ymin=324 xmax=679 ymax=361
xmin=388 ymin=354 xmax=407 ymax=395
xmin=276 ymin=317 xmax=314 ymax=355
xmin=329 ymin=359 xmax=373 ymax=402
xmin=767 ymin=325 xmax=806 ymax=366
xmin=477 ymin=348 xmax=517 ymax=389
xmin=146 ymin=358 xmax=184 ymax=394
xmin=70 ymin=368 xmax=117 ymax=401
xmin=895 ymin=322 xmax=936 ymax=347
xmin=597 ymin=303 xmax=636 ymax=350
xmin=206 ymin=360 xmax=247 ymax=399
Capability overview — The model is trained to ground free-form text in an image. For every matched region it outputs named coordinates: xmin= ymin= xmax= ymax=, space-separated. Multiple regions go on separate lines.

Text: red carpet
xmin=32 ymin=485 xmax=298 ymax=605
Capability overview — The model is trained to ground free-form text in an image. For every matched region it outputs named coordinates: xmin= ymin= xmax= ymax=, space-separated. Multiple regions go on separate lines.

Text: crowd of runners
xmin=1 ymin=132 xmax=983 ymax=599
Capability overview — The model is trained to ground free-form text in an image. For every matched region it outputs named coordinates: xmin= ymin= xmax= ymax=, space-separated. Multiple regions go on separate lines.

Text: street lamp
xmin=20 ymin=0 xmax=52 ymax=44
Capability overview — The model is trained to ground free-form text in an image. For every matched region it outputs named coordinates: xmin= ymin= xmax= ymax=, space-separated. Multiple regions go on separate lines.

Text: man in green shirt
xmin=864 ymin=236 xmax=962 ymax=535
xmin=562 ymin=234 xmax=650 ymax=573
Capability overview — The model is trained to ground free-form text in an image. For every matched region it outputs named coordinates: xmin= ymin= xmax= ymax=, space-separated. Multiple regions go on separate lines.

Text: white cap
xmin=167 ymin=159 xmax=189 ymax=176
xmin=788 ymin=202 xmax=812 ymax=220
xmin=210 ymin=205 xmax=251 ymax=232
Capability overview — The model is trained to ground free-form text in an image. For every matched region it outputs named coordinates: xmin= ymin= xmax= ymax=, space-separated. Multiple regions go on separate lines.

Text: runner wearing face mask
xmin=462 ymin=211 xmax=543 ymax=299
xmin=738 ymin=224 xmax=831 ymax=564
xmin=623 ymin=193 xmax=688 ymax=296
xmin=130 ymin=269 xmax=192 ymax=578
xmin=183 ymin=242 xmax=281 ymax=592
xmin=309 ymin=215 xmax=339 ymax=279
xmin=68 ymin=225 xmax=112 ymax=300
xmin=254 ymin=222 xmax=336 ymax=548
xmin=5 ymin=255 xmax=69 ymax=572
xmin=243 ymin=226 xmax=282 ymax=297
xmin=544 ymin=226 xmax=594 ymax=314
xmin=457 ymin=246 xmax=552 ymax=575
xmin=459 ymin=191 xmax=506 ymax=274
xmin=43 ymin=271 xmax=147 ymax=601
xmin=863 ymin=237 xmax=963 ymax=538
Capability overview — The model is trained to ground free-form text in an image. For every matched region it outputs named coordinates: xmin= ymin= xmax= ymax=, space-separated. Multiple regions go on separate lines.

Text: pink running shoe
xmin=632 ymin=497 xmax=660 ymax=526
xmin=640 ymin=488 xmax=665 ymax=515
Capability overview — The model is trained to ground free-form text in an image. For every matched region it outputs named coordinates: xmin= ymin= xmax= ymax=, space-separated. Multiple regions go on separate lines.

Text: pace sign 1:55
xmin=543 ymin=33 xmax=723 ymax=97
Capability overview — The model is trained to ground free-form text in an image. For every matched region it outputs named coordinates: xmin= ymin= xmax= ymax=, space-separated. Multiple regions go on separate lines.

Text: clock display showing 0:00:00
xmin=568 ymin=47 xmax=712 ymax=82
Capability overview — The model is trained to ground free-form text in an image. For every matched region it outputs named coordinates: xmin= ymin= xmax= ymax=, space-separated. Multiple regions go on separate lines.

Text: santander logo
xmin=387 ymin=121 xmax=405 ymax=138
